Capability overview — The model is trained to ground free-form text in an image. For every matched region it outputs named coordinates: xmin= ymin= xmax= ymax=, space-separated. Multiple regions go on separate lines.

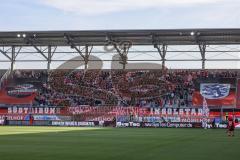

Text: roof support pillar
xmin=199 ymin=44 xmax=207 ymax=70
xmin=47 ymin=46 xmax=57 ymax=71
xmin=26 ymin=37 xmax=49 ymax=61
xmin=114 ymin=43 xmax=129 ymax=70
xmin=154 ymin=44 xmax=168 ymax=70
xmin=11 ymin=46 xmax=16 ymax=73
xmin=84 ymin=45 xmax=89 ymax=70
xmin=65 ymin=35 xmax=93 ymax=70
xmin=0 ymin=48 xmax=11 ymax=61
xmin=47 ymin=46 xmax=51 ymax=70
xmin=32 ymin=46 xmax=48 ymax=60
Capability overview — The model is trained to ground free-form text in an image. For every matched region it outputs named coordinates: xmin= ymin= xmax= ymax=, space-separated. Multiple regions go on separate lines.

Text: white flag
xmin=202 ymin=97 xmax=209 ymax=129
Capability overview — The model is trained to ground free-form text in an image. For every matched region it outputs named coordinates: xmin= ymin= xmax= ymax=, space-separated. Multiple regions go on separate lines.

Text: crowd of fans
xmin=13 ymin=70 xmax=48 ymax=80
xmin=5 ymin=69 xmax=239 ymax=108
xmin=34 ymin=70 xmax=118 ymax=107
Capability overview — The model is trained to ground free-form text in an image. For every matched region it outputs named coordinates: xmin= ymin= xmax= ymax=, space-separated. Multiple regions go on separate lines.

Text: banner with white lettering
xmin=7 ymin=107 xmax=62 ymax=115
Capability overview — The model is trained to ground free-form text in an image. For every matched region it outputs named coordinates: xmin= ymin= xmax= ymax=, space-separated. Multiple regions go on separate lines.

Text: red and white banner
xmin=68 ymin=106 xmax=205 ymax=116
xmin=1 ymin=106 xmax=240 ymax=122
xmin=192 ymin=91 xmax=235 ymax=106
xmin=0 ymin=107 xmax=65 ymax=115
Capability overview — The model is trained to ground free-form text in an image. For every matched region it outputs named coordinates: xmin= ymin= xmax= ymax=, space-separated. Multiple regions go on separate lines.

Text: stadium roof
xmin=0 ymin=29 xmax=240 ymax=46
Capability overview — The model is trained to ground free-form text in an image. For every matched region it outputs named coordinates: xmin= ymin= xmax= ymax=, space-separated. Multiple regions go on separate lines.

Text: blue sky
xmin=0 ymin=0 xmax=239 ymax=31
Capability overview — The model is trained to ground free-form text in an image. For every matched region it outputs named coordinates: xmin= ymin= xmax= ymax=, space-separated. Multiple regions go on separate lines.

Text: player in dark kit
xmin=227 ymin=116 xmax=235 ymax=137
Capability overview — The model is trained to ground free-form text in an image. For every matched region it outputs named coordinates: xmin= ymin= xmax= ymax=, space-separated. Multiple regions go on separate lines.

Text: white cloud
xmin=41 ymin=0 xmax=226 ymax=15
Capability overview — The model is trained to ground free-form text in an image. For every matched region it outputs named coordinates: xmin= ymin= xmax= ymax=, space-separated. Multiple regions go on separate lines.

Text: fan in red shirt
xmin=227 ymin=116 xmax=235 ymax=137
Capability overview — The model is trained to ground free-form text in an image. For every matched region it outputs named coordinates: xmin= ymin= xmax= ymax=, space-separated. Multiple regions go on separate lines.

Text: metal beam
xmin=84 ymin=45 xmax=89 ymax=69
xmin=65 ymin=35 xmax=95 ymax=69
xmin=1 ymin=59 xmax=240 ymax=62
xmin=154 ymin=44 xmax=168 ymax=69
xmin=83 ymin=45 xmax=93 ymax=69
xmin=32 ymin=46 xmax=48 ymax=60
xmin=0 ymin=49 xmax=11 ymax=60
xmin=1 ymin=50 xmax=240 ymax=54
xmin=26 ymin=38 xmax=48 ymax=60
xmin=47 ymin=46 xmax=51 ymax=70
xmin=11 ymin=46 xmax=15 ymax=72
xmin=26 ymin=37 xmax=49 ymax=60
xmin=113 ymin=43 xmax=130 ymax=70
xmin=107 ymin=34 xmax=130 ymax=69
xmin=15 ymin=47 xmax=22 ymax=58
xmin=65 ymin=35 xmax=86 ymax=59
xmin=2 ymin=29 xmax=240 ymax=46
xmin=47 ymin=46 xmax=57 ymax=70
xmin=199 ymin=43 xmax=207 ymax=69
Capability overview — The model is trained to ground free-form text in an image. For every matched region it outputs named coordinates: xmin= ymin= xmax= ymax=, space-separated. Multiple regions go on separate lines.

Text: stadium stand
xmin=0 ymin=69 xmax=238 ymax=108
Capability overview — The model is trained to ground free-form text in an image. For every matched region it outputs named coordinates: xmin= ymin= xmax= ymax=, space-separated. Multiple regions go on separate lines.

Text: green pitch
xmin=0 ymin=126 xmax=239 ymax=160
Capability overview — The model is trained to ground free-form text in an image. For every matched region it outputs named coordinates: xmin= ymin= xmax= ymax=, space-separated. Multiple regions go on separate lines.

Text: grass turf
xmin=0 ymin=126 xmax=239 ymax=160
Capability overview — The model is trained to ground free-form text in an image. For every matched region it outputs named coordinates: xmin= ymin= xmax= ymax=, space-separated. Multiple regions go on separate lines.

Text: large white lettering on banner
xmin=150 ymin=108 xmax=203 ymax=116
xmin=7 ymin=107 xmax=61 ymax=115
